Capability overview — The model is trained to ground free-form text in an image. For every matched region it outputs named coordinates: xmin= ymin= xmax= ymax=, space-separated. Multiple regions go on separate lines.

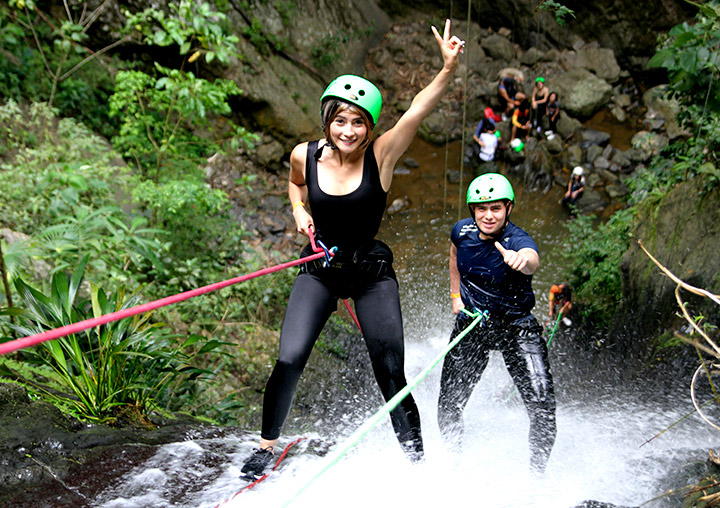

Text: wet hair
xmin=320 ymin=99 xmax=373 ymax=149
xmin=548 ymin=91 xmax=558 ymax=102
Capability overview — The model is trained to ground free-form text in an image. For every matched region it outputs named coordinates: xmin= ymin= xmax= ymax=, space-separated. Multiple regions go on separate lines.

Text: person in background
xmin=438 ymin=173 xmax=556 ymax=474
xmin=497 ymin=73 xmax=523 ymax=119
xmin=239 ymin=20 xmax=464 ymax=481
xmin=531 ymin=77 xmax=549 ymax=133
xmin=548 ymin=283 xmax=573 ymax=326
xmin=561 ymin=166 xmax=586 ymax=213
xmin=511 ymin=92 xmax=532 ymax=141
xmin=472 ymin=117 xmax=498 ymax=164
xmin=546 ymin=92 xmax=560 ymax=134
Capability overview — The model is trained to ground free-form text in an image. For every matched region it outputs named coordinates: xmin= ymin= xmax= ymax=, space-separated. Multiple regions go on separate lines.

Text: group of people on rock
xmin=240 ymin=21 xmax=565 ymax=483
xmin=496 ymin=72 xmax=560 ymax=141
xmin=468 ymin=72 xmax=561 ymax=168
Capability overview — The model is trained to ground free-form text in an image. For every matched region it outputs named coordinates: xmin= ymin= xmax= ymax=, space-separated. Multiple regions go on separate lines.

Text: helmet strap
xmin=313 ymin=140 xmax=338 ymax=161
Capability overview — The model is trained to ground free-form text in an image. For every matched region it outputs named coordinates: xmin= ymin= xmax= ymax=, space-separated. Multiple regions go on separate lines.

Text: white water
xmin=95 ymin=140 xmax=717 ymax=507
xmin=94 ymin=321 xmax=717 ymax=508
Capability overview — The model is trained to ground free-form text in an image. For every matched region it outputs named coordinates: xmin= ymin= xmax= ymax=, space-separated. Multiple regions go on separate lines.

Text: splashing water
xmin=97 ymin=139 xmax=716 ymax=508
xmin=94 ymin=323 xmax=716 ymax=508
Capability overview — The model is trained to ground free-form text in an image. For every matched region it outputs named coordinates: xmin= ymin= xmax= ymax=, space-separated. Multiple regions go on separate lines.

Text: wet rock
xmin=606 ymin=183 xmax=630 ymax=198
xmin=557 ymin=113 xmax=582 ymax=139
xmin=252 ymin=139 xmax=285 ymax=168
xmin=643 ymin=84 xmax=690 ymax=141
xmin=576 ymin=187 xmax=607 ymax=213
xmin=369 ymin=46 xmax=393 ymax=70
xmin=586 ymin=145 xmax=604 ymax=164
xmin=614 ymin=93 xmax=632 ymax=109
xmin=601 ymin=144 xmax=614 ymax=160
xmin=610 ymin=104 xmax=627 ymax=122
xmin=545 ymin=134 xmax=563 ymax=154
xmin=0 ymin=381 xmax=31 ymax=405
xmin=599 ymin=168 xmax=620 ymax=182
xmin=549 ymin=68 xmax=613 ymax=117
xmin=626 ymin=147 xmax=649 ymax=163
xmin=0 ymin=379 xmax=232 ymax=508
xmin=482 ymin=34 xmax=514 ymax=61
xmin=387 ymin=196 xmax=410 ymax=214
xmin=403 ymin=158 xmax=419 ymax=168
xmin=593 ymin=156 xmax=611 ymax=170
xmin=643 ymin=110 xmax=666 ymax=131
xmin=612 ymin=150 xmax=632 ymax=169
xmin=418 ymin=110 xmax=453 ymax=144
xmin=572 ymin=501 xmax=635 ymax=508
xmin=394 ymin=166 xmax=411 ymax=175
xmin=261 ymin=195 xmax=285 ymax=212
xmin=581 ymin=129 xmax=612 ymax=147
xmin=566 ymin=144 xmax=583 ymax=166
xmin=446 ymin=169 xmax=461 ymax=184
xmin=575 ymin=47 xmax=622 ymax=83
xmin=631 ymin=130 xmax=669 ymax=157
xmin=520 ymin=47 xmax=544 ymax=66
xmin=586 ymin=171 xmax=603 ymax=188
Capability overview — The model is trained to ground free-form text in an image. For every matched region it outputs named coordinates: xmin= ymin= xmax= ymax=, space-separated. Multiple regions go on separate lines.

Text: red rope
xmin=0 ymin=252 xmax=328 ymax=356
xmin=213 ymin=437 xmax=306 ymax=508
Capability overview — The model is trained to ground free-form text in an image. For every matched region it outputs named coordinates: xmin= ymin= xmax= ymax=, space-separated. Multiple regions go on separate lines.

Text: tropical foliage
xmin=1 ymin=258 xmax=228 ymax=423
xmin=0 ymin=1 xmax=292 ymax=425
xmin=564 ymin=1 xmax=719 ymax=323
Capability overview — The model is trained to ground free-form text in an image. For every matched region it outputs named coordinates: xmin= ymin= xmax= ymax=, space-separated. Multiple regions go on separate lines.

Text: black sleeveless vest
xmin=305 ymin=140 xmax=387 ymax=256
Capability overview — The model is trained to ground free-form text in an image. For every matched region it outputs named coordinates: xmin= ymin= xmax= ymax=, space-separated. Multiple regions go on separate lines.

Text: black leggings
xmin=437 ymin=313 xmax=556 ymax=472
xmin=261 ymin=270 xmax=423 ymax=457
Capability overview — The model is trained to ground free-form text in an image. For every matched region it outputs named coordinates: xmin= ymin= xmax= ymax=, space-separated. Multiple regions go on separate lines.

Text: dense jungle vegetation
xmin=563 ymin=0 xmax=720 ymax=324
xmin=0 ymin=0 xmax=718 ymax=426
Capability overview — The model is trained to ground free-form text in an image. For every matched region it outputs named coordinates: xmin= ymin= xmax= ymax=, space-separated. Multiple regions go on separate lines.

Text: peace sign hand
xmin=431 ymin=19 xmax=464 ymax=71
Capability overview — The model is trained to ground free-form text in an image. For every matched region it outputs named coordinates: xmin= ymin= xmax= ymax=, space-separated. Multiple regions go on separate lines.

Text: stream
xmin=94 ymin=138 xmax=717 ymax=508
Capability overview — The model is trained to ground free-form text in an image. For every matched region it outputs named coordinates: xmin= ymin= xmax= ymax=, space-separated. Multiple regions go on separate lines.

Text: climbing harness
xmin=279 ymin=308 xmax=488 ymax=507
xmin=213 ymin=437 xmax=306 ymax=508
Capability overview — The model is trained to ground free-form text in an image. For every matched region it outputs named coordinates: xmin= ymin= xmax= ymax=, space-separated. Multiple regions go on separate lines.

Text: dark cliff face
xmin=392 ymin=0 xmax=695 ymax=70
xmin=617 ymin=178 xmax=720 ymax=348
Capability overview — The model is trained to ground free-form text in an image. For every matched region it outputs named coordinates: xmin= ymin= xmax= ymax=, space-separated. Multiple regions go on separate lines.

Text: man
xmin=438 ymin=173 xmax=556 ymax=474
xmin=497 ymin=73 xmax=523 ymax=119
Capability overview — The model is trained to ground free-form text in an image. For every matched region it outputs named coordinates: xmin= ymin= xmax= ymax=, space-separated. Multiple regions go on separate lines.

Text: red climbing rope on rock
xmin=0 ymin=251 xmax=330 ymax=356
xmin=213 ymin=437 xmax=306 ymax=508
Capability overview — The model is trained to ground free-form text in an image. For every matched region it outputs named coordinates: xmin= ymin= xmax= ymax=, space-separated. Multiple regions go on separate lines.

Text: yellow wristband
xmin=292 ymin=201 xmax=305 ymax=211
xmin=450 ymin=292 xmax=461 ymax=299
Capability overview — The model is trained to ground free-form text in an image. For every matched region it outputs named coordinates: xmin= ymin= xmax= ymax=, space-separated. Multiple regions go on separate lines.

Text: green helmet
xmin=321 ymin=75 xmax=382 ymax=127
xmin=466 ymin=173 xmax=515 ymax=207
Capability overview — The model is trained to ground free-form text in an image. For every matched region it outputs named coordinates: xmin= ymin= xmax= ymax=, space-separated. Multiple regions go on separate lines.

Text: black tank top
xmin=305 ymin=140 xmax=387 ymax=256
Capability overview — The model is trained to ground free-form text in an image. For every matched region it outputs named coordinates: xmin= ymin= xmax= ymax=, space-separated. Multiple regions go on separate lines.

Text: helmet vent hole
xmin=344 ymin=84 xmax=351 ymax=90
xmin=358 ymin=90 xmax=365 ymax=96
xmin=489 ymin=187 xmax=494 ymax=192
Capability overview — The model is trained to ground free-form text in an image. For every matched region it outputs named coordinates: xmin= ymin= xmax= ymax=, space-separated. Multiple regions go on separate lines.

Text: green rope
xmin=546 ymin=312 xmax=563 ymax=348
xmin=280 ymin=308 xmax=488 ymax=507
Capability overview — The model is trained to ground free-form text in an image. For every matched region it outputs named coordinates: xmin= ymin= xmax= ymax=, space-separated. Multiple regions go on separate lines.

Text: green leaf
xmin=698 ymin=162 xmax=719 ymax=178
xmin=679 ymin=47 xmax=699 ymax=73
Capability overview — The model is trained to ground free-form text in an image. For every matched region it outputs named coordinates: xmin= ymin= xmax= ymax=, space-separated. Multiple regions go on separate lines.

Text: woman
xmin=531 ymin=77 xmax=549 ymax=133
xmin=240 ymin=20 xmax=464 ymax=480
